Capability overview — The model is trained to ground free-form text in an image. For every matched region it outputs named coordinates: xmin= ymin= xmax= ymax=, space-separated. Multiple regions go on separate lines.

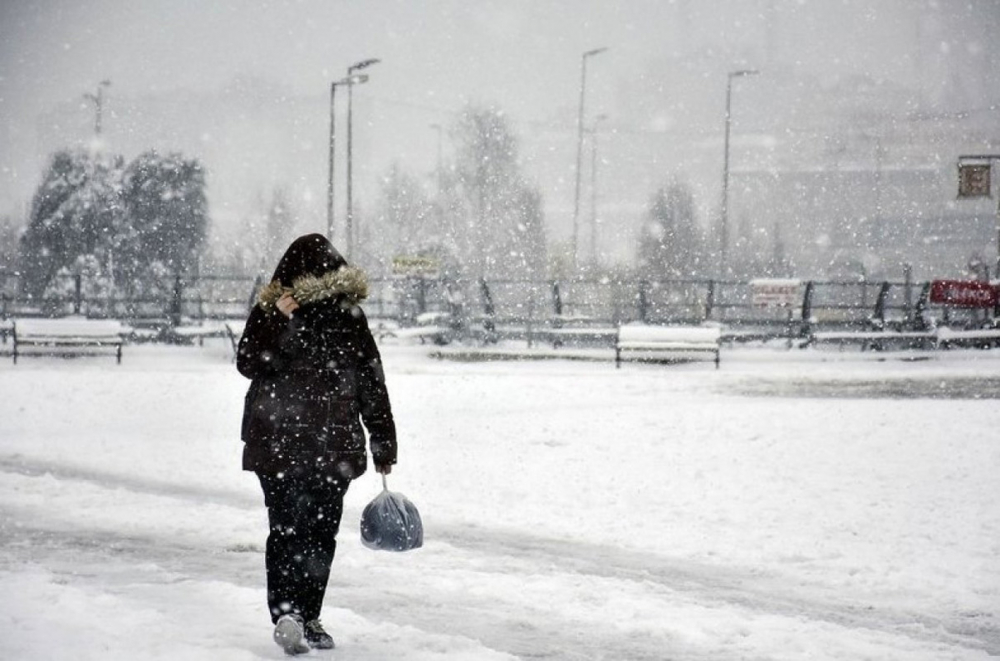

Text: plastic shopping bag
xmin=360 ymin=475 xmax=424 ymax=552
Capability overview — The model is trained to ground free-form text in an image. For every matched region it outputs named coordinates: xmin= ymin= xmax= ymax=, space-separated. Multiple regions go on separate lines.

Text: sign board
xmin=958 ymin=163 xmax=991 ymax=198
xmin=751 ymin=278 xmax=802 ymax=308
xmin=392 ymin=255 xmax=441 ymax=278
xmin=929 ymin=279 xmax=999 ymax=309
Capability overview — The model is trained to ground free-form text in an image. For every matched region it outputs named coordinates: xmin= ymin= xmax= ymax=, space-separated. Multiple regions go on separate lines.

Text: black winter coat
xmin=237 ymin=253 xmax=396 ymax=480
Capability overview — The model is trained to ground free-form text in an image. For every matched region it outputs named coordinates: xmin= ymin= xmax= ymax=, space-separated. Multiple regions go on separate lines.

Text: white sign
xmin=392 ymin=256 xmax=441 ymax=278
xmin=751 ymin=279 xmax=802 ymax=308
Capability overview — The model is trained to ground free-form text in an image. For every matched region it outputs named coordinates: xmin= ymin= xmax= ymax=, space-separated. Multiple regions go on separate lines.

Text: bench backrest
xmin=16 ymin=317 xmax=128 ymax=339
xmin=618 ymin=324 xmax=721 ymax=345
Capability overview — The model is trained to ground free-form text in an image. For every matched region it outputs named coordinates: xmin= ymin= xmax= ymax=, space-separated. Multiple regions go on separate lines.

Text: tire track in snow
xmin=432 ymin=526 xmax=1000 ymax=657
xmin=0 ymin=453 xmax=259 ymax=508
xmin=1 ymin=454 xmax=997 ymax=658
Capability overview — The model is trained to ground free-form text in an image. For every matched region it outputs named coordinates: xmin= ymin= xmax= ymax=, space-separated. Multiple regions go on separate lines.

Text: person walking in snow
xmin=237 ymin=233 xmax=397 ymax=655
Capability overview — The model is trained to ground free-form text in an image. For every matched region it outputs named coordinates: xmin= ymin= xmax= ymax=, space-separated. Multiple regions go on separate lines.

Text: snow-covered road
xmin=1 ymin=343 xmax=998 ymax=660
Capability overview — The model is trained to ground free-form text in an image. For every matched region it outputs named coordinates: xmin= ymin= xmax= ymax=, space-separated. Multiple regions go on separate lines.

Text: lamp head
xmin=335 ymin=73 xmax=370 ymax=87
xmin=349 ymin=58 xmax=381 ymax=73
xmin=584 ymin=47 xmax=608 ymax=58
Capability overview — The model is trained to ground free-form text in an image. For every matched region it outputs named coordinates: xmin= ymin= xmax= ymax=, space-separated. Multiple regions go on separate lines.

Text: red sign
xmin=929 ymin=280 xmax=999 ymax=308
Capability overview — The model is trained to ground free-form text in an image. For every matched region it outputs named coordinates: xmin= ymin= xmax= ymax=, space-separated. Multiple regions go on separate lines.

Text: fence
xmin=4 ymin=271 xmax=985 ymax=338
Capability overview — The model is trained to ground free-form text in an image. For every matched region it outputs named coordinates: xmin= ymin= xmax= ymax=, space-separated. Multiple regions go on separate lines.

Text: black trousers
xmin=257 ymin=470 xmax=350 ymax=623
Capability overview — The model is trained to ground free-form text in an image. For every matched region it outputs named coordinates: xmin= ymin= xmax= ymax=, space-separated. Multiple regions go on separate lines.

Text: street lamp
xmin=589 ymin=114 xmax=608 ymax=264
xmin=719 ymin=68 xmax=758 ymax=276
xmin=346 ymin=58 xmax=380 ymax=258
xmin=83 ymin=80 xmax=111 ymax=136
xmin=430 ymin=122 xmax=445 ymax=194
xmin=572 ymin=46 xmax=608 ymax=268
xmin=326 ymin=74 xmax=369 ymax=243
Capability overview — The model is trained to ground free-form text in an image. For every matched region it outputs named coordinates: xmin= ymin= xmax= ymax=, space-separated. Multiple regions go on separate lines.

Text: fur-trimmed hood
xmin=257 ymin=265 xmax=369 ymax=311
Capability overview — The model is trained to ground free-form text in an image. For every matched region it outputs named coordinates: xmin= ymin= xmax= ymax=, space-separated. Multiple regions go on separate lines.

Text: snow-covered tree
xmin=374 ymin=163 xmax=434 ymax=264
xmin=19 ymin=149 xmax=125 ymax=297
xmin=21 ymin=148 xmax=209 ymax=301
xmin=0 ymin=215 xmax=22 ymax=274
xmin=637 ymin=180 xmax=704 ymax=280
xmin=224 ymin=186 xmax=298 ymax=277
xmin=452 ymin=104 xmax=548 ymax=280
xmin=118 ymin=150 xmax=208 ymax=287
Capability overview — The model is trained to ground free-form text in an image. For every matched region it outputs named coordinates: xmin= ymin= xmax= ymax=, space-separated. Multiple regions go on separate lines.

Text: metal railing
xmin=3 ymin=271 xmax=968 ymax=333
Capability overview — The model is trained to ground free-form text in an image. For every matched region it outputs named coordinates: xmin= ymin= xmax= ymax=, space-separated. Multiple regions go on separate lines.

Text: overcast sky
xmin=2 ymin=0 xmax=998 ymax=255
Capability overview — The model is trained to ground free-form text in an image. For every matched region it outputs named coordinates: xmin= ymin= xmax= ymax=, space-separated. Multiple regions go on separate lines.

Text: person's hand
xmin=375 ymin=464 xmax=393 ymax=475
xmin=276 ymin=292 xmax=300 ymax=318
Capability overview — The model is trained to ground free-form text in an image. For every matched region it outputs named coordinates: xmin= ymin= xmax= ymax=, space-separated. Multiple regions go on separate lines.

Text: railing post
xmin=903 ymin=263 xmax=913 ymax=324
xmin=705 ymin=280 xmax=716 ymax=320
xmin=801 ymin=281 xmax=814 ymax=336
xmin=417 ymin=277 xmax=427 ymax=315
xmin=171 ymin=274 xmax=183 ymax=327
xmin=872 ymin=282 xmax=890 ymax=329
xmin=479 ymin=278 xmax=497 ymax=344
xmin=913 ymin=282 xmax=931 ymax=331
xmin=638 ymin=280 xmax=649 ymax=323
xmin=526 ymin=294 xmax=535 ymax=348
xmin=551 ymin=280 xmax=563 ymax=318
xmin=74 ymin=273 xmax=82 ymax=315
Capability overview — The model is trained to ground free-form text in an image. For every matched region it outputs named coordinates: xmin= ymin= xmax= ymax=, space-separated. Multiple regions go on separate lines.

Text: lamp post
xmin=83 ymin=80 xmax=111 ymax=136
xmin=430 ymin=122 xmax=444 ymax=194
xmin=589 ymin=114 xmax=608 ymax=264
xmin=346 ymin=58 xmax=380 ymax=258
xmin=326 ymin=74 xmax=369 ymax=244
xmin=572 ymin=47 xmax=608 ymax=268
xmin=719 ymin=69 xmax=758 ymax=276
xmin=327 ymin=79 xmax=343 ymax=243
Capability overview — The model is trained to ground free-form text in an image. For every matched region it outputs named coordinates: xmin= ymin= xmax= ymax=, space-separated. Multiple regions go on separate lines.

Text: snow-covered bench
xmin=12 ymin=316 xmax=129 ymax=364
xmin=615 ymin=324 xmax=721 ymax=369
xmin=537 ymin=324 xmax=617 ymax=348
xmin=806 ymin=330 xmax=935 ymax=351
xmin=935 ymin=326 xmax=1000 ymax=349
xmin=169 ymin=320 xmax=233 ymax=346
xmin=375 ymin=312 xmax=454 ymax=345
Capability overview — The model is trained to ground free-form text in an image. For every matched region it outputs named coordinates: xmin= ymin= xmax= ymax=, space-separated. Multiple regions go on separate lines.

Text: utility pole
xmin=83 ymin=80 xmax=111 ymax=137
xmin=430 ymin=123 xmax=444 ymax=194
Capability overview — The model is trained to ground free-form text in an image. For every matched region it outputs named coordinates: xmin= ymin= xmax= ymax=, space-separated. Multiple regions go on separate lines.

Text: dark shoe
xmin=273 ymin=614 xmax=310 ymax=656
xmin=304 ymin=619 xmax=336 ymax=649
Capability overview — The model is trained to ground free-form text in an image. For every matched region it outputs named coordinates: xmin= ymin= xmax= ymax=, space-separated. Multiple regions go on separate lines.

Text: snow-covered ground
xmin=1 ymin=341 xmax=998 ymax=660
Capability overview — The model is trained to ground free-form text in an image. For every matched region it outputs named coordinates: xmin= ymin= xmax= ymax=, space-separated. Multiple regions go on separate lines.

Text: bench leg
xmin=615 ymin=347 xmax=621 ymax=369
xmin=715 ymin=350 xmax=720 ymax=369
